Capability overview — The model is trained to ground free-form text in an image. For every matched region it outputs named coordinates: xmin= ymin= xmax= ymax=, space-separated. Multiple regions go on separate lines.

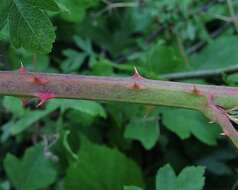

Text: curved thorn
xmin=206 ymin=95 xmax=238 ymax=146
xmin=18 ymin=62 xmax=28 ymax=74
xmin=132 ymin=67 xmax=144 ymax=80
xmin=34 ymin=92 xmax=56 ymax=107
xmin=191 ymin=85 xmax=202 ymax=96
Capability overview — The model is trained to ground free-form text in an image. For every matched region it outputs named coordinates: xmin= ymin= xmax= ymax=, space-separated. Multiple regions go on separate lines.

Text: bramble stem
xmin=1 ymin=71 xmax=238 ymax=147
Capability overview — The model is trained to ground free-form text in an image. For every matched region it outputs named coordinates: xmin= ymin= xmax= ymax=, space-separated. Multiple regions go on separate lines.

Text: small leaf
xmin=4 ymin=144 xmax=57 ymax=190
xmin=9 ymin=0 xmax=56 ymax=53
xmin=161 ymin=108 xmax=221 ymax=145
xmin=61 ymin=49 xmax=86 ymax=73
xmin=156 ymin=164 xmax=176 ymax=190
xmin=125 ymin=117 xmax=160 ymax=150
xmin=177 ymin=166 xmax=205 ymax=190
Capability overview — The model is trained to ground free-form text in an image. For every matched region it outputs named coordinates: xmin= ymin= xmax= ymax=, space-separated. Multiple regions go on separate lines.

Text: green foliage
xmin=58 ymin=0 xmax=99 ymax=23
xmin=1 ymin=0 xmax=238 ymax=189
xmin=161 ymin=108 xmax=221 ymax=145
xmin=3 ymin=144 xmax=57 ymax=190
xmin=0 ymin=0 xmax=57 ymax=53
xmin=191 ymin=36 xmax=238 ymax=70
xmin=156 ymin=164 xmax=176 ymax=190
xmin=64 ymin=136 xmax=144 ymax=190
xmin=156 ymin=164 xmax=205 ymax=190
xmin=141 ymin=42 xmax=185 ymax=75
xmin=125 ymin=117 xmax=160 ymax=150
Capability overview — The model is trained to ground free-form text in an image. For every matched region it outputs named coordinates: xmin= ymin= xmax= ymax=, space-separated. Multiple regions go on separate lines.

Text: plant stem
xmin=227 ymin=0 xmax=238 ymax=33
xmin=1 ymin=70 xmax=238 ymax=147
xmin=161 ymin=64 xmax=238 ymax=80
xmin=0 ymin=70 xmax=237 ymax=109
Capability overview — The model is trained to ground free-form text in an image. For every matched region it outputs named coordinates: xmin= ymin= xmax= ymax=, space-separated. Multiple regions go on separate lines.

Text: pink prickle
xmin=191 ymin=85 xmax=202 ymax=96
xmin=129 ymin=67 xmax=145 ymax=90
xmin=34 ymin=92 xmax=56 ymax=107
xmin=18 ymin=62 xmax=28 ymax=74
xmin=28 ymin=75 xmax=49 ymax=85
xmin=131 ymin=67 xmax=144 ymax=80
xmin=220 ymin=129 xmax=231 ymax=137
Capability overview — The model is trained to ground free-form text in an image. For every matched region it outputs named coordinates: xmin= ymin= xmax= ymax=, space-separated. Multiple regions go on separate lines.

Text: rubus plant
xmin=2 ymin=0 xmax=238 ymax=190
xmin=1 ymin=65 xmax=238 ymax=148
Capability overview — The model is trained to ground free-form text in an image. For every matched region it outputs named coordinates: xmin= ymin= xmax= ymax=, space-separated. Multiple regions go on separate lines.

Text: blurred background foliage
xmin=1 ymin=0 xmax=238 ymax=189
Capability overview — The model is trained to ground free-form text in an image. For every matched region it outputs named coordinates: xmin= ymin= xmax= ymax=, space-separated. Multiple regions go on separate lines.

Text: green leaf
xmin=59 ymin=0 xmax=99 ymax=23
xmin=2 ymin=96 xmax=25 ymax=117
xmin=56 ymin=99 xmax=106 ymax=118
xmin=64 ymin=137 xmax=144 ymax=190
xmin=177 ymin=166 xmax=205 ymax=190
xmin=24 ymin=0 xmax=60 ymax=11
xmin=191 ymin=36 xmax=238 ymax=70
xmin=61 ymin=49 xmax=86 ymax=73
xmin=124 ymin=117 xmax=160 ymax=150
xmin=9 ymin=0 xmax=55 ymax=53
xmin=142 ymin=42 xmax=185 ymax=75
xmin=161 ymin=108 xmax=221 ymax=145
xmin=156 ymin=164 xmax=176 ymax=190
xmin=155 ymin=164 xmax=205 ymax=190
xmin=10 ymin=102 xmax=59 ymax=135
xmin=0 ymin=0 xmax=11 ymax=30
xmin=198 ymin=149 xmax=236 ymax=176
xmin=3 ymin=144 xmax=57 ymax=190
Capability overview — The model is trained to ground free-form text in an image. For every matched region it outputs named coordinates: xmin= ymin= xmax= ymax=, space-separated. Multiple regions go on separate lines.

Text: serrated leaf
xmin=3 ymin=144 xmax=57 ymax=190
xmin=177 ymin=166 xmax=205 ymax=190
xmin=142 ymin=42 xmax=185 ymax=75
xmin=191 ymin=36 xmax=238 ymax=70
xmin=61 ymin=49 xmax=86 ymax=73
xmin=156 ymin=164 xmax=205 ymax=190
xmin=161 ymin=108 xmax=221 ymax=145
xmin=9 ymin=0 xmax=55 ymax=53
xmin=74 ymin=36 xmax=93 ymax=55
xmin=124 ymin=117 xmax=160 ymax=150
xmin=64 ymin=137 xmax=144 ymax=190
xmin=156 ymin=164 xmax=176 ymax=190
